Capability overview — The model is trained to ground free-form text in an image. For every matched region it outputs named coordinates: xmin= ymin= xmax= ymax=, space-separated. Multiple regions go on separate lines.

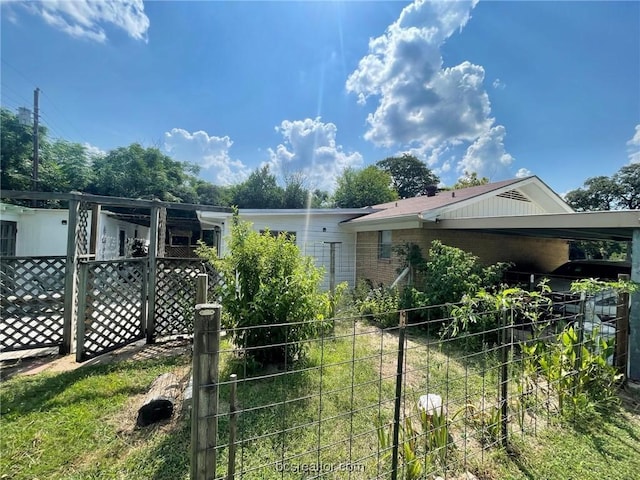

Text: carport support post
xmin=61 ymin=196 xmax=80 ymax=355
xmin=146 ymin=203 xmax=160 ymax=344
xmin=629 ymin=229 xmax=640 ymax=383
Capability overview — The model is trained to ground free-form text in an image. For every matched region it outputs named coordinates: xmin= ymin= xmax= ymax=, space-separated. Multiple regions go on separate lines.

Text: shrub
xmin=356 ymin=286 xmax=400 ymax=328
xmin=198 ymin=217 xmax=330 ymax=366
xmin=447 ymin=284 xmax=552 ymax=348
xmin=424 ymin=241 xmax=509 ymax=307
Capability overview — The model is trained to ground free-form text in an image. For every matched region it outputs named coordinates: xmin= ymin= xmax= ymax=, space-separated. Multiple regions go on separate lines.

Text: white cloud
xmin=458 ymin=125 xmax=514 ymax=179
xmin=266 ymin=117 xmax=363 ymax=192
xmin=346 ymin=0 xmax=523 ymax=180
xmin=515 ymin=167 xmax=532 ymax=178
xmin=83 ymin=142 xmax=106 ymax=159
xmin=492 ymin=78 xmax=506 ymax=90
xmin=164 ymin=128 xmax=249 ymax=185
xmin=627 ymin=124 xmax=640 ymax=163
xmin=20 ymin=0 xmax=149 ymax=43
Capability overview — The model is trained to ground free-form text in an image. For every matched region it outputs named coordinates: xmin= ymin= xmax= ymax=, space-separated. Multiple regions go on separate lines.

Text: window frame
xmin=378 ymin=230 xmax=392 ymax=260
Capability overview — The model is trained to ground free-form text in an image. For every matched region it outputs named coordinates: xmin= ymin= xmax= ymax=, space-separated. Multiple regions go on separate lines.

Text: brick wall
xmin=356 ymin=228 xmax=568 ymax=287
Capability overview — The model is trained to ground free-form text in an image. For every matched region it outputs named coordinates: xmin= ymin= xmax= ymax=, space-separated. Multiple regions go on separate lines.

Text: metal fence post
xmin=500 ymin=307 xmax=509 ymax=448
xmin=571 ymin=291 xmax=587 ymax=421
xmin=227 ymin=373 xmax=238 ymax=480
xmin=191 ymin=301 xmax=221 ymax=480
xmin=391 ymin=310 xmax=407 ymax=480
xmin=615 ymin=274 xmax=630 ymax=373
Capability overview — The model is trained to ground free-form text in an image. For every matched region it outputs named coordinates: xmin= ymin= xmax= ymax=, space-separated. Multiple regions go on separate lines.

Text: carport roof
xmin=428 ymin=210 xmax=639 ymax=242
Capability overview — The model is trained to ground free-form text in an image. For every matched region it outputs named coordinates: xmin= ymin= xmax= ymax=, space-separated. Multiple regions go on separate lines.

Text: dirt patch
xmin=110 ymin=364 xmax=192 ymax=436
xmin=1 ymin=336 xmax=192 ymax=380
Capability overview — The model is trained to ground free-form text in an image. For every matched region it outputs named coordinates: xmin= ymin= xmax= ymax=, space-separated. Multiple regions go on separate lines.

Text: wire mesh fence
xmin=190 ymin=288 xmax=628 ymax=479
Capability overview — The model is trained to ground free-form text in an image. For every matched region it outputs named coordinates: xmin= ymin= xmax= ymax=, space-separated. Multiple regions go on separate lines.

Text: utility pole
xmin=32 ymin=87 xmax=40 ymax=207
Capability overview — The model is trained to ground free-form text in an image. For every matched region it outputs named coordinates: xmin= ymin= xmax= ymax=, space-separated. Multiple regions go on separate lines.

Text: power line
xmin=1 ymin=82 xmax=32 ymax=106
xmin=40 ymin=90 xmax=91 ymax=145
xmin=2 ymin=59 xmax=91 ymax=145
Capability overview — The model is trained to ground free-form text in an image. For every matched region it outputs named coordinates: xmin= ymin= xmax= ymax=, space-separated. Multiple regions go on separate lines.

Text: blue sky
xmin=1 ymin=0 xmax=639 ymax=195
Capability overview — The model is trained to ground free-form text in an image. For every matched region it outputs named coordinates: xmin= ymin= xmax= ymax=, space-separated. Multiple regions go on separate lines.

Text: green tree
xmin=282 ymin=172 xmax=309 ymax=208
xmin=87 ymin=143 xmax=198 ymax=201
xmin=231 ymin=165 xmax=285 ymax=208
xmin=311 ymin=189 xmax=332 ymax=208
xmin=199 ymin=217 xmax=330 ymax=365
xmin=563 ymin=164 xmax=637 ymax=260
xmin=377 ymin=154 xmax=440 ymax=198
xmin=40 ymin=140 xmax=94 ymax=192
xmin=565 ymin=176 xmax=619 ymax=211
xmin=0 ymin=107 xmax=48 ymax=192
xmin=453 ymin=171 xmax=489 ymax=189
xmin=613 ymin=164 xmax=640 ymax=209
xmin=194 ymin=180 xmax=233 ymax=206
xmin=333 ymin=166 xmax=398 ymax=208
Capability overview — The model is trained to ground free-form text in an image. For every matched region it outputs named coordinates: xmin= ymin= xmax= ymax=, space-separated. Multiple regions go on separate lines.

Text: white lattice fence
xmin=76 ymin=259 xmax=147 ymax=361
xmin=0 ymin=256 xmax=66 ymax=351
xmin=153 ymin=258 xmax=223 ymax=338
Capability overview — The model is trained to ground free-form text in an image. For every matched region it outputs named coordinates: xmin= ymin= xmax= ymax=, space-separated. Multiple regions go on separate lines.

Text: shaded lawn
xmin=1 ymin=322 xmax=639 ymax=480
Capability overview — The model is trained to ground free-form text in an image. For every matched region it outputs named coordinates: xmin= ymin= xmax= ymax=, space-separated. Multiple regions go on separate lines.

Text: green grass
xmin=0 ymin=355 xmax=192 ymax=480
xmin=1 ymin=322 xmax=639 ymax=480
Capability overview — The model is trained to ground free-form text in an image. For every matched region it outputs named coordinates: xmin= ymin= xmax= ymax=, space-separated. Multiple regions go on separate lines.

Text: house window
xmin=378 ymin=230 xmax=392 ymax=259
xmin=0 ymin=221 xmax=17 ymax=257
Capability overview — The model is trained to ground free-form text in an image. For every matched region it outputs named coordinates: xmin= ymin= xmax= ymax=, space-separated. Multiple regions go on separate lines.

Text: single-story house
xmin=0 ymin=203 xmax=150 ymax=260
xmin=197 ymin=208 xmax=372 ymax=291
xmin=199 ymin=176 xmax=576 ymax=289
xmin=340 ymin=176 xmax=575 ymax=286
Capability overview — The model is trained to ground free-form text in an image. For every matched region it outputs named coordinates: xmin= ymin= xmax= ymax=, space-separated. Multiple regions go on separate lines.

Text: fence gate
xmin=0 ymin=256 xmax=66 ymax=352
xmin=76 ymin=259 xmax=147 ymax=361
xmin=153 ymin=258 xmax=221 ymax=338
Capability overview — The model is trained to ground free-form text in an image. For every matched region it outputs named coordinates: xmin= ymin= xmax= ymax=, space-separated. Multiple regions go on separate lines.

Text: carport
xmin=427 ymin=209 xmax=640 ymax=383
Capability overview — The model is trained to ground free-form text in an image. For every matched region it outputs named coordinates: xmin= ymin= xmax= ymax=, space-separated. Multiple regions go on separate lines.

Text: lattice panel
xmin=77 ymin=202 xmax=90 ymax=256
xmin=154 ymin=259 xmax=223 ymax=337
xmin=0 ymin=256 xmax=66 ymax=351
xmin=78 ymin=260 xmax=146 ymax=360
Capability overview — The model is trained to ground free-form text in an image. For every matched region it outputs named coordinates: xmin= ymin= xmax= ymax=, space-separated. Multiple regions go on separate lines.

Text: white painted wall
xmin=237 ymin=211 xmax=360 ymax=290
xmin=0 ymin=206 xmax=149 ymax=259
xmin=15 ymin=209 xmax=69 ymax=256
xmin=97 ymin=214 xmax=150 ymax=260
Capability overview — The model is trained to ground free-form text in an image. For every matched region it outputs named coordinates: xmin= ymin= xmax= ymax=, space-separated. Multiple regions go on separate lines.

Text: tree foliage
xmin=87 ymin=143 xmax=198 ymax=202
xmin=564 ymin=164 xmax=638 ymax=260
xmin=452 ymin=171 xmax=489 ymax=189
xmin=282 ymin=172 xmax=309 ymax=209
xmin=231 ymin=165 xmax=285 ymax=208
xmin=565 ymin=164 xmax=640 ymax=211
xmin=1 ymin=107 xmax=47 ymax=192
xmin=423 ymin=241 xmax=509 ymax=307
xmin=377 ymin=154 xmax=439 ymax=198
xmin=199 ymin=217 xmax=330 ymax=365
xmin=333 ymin=166 xmax=398 ymax=208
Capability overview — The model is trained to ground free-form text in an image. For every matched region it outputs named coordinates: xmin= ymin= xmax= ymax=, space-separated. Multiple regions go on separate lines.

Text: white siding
xmin=15 ymin=210 xmax=69 ymax=256
xmin=97 ymin=215 xmax=150 ymax=260
xmin=441 ymin=195 xmax=546 ymax=219
xmin=238 ymin=212 xmax=357 ymax=290
xmin=2 ymin=207 xmax=149 ymax=259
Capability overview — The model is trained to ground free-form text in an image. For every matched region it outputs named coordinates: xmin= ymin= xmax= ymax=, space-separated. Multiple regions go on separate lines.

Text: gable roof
xmin=344 ymin=176 xmax=573 ymax=228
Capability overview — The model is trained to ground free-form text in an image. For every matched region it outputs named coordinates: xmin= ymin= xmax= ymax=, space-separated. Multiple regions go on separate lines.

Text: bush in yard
xmin=198 ymin=217 xmax=330 ymax=366
xmin=424 ymin=241 xmax=509 ymax=307
xmin=356 ymin=286 xmax=400 ymax=328
xmin=396 ymin=241 xmax=509 ymax=326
